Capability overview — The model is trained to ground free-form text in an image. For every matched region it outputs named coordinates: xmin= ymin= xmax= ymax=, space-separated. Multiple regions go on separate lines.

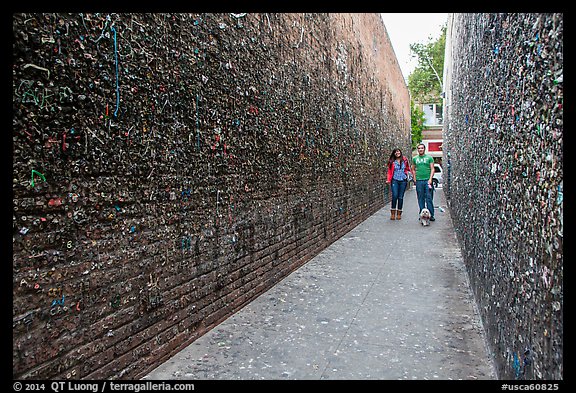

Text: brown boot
xmin=390 ymin=209 xmax=396 ymax=220
xmin=396 ymin=210 xmax=402 ymax=220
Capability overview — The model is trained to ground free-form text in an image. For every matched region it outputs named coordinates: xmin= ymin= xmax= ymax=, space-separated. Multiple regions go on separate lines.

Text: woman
xmin=386 ymin=148 xmax=411 ymax=220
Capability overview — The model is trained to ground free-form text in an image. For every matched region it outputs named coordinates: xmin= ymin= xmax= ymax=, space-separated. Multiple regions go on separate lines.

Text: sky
xmin=380 ymin=13 xmax=448 ymax=82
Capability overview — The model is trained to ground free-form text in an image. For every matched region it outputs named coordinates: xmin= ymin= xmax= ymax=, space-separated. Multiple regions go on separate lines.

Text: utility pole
xmin=424 ymin=54 xmax=442 ymax=88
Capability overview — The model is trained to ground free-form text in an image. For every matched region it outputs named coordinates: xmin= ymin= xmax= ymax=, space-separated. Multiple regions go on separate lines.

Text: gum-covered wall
xmin=12 ymin=13 xmax=410 ymax=379
xmin=443 ymin=13 xmax=563 ymax=380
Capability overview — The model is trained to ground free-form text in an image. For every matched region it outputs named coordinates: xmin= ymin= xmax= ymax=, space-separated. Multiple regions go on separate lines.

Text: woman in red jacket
xmin=386 ymin=148 xmax=411 ymax=220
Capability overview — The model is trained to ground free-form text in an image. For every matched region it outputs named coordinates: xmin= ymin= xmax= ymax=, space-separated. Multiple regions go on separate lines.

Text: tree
xmin=410 ymin=100 xmax=425 ymax=150
xmin=408 ymin=25 xmax=446 ymax=105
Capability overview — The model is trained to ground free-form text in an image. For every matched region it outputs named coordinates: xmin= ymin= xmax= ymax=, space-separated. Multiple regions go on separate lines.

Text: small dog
xmin=419 ymin=208 xmax=431 ymax=226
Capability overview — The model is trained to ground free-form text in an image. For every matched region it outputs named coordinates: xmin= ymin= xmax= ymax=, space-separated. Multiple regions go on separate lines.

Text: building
xmin=413 ymin=102 xmax=443 ymax=166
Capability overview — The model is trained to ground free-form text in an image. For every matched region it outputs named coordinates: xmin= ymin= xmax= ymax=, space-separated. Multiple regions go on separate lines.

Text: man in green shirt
xmin=411 ymin=143 xmax=435 ymax=221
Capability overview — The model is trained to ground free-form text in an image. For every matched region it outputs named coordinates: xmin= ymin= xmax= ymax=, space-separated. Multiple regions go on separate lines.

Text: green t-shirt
xmin=413 ymin=154 xmax=434 ymax=181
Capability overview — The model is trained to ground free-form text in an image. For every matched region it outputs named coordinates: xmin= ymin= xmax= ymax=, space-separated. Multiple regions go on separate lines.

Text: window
xmin=422 ymin=103 xmax=443 ymax=126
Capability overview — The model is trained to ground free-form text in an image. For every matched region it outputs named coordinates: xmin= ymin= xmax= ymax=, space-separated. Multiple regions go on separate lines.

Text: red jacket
xmin=387 ymin=155 xmax=411 ymax=183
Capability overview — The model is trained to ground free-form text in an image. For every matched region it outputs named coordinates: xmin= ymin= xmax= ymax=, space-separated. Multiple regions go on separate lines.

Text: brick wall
xmin=443 ymin=13 xmax=563 ymax=379
xmin=12 ymin=13 xmax=410 ymax=379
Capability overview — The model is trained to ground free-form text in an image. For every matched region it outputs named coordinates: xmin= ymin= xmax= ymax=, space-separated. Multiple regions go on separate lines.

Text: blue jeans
xmin=415 ymin=180 xmax=434 ymax=217
xmin=391 ymin=179 xmax=408 ymax=210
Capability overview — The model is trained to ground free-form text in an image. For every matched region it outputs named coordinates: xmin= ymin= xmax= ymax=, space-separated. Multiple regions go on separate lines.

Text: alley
xmin=143 ymin=187 xmax=497 ymax=380
xmin=12 ymin=13 xmax=562 ymax=381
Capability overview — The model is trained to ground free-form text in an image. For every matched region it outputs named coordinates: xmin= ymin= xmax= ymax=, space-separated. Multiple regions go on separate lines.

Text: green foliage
xmin=410 ymin=100 xmax=425 ymax=150
xmin=408 ymin=24 xmax=446 ymax=104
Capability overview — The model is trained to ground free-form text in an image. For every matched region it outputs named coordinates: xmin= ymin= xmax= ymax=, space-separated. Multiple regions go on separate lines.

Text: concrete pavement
xmin=142 ymin=186 xmax=497 ymax=380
